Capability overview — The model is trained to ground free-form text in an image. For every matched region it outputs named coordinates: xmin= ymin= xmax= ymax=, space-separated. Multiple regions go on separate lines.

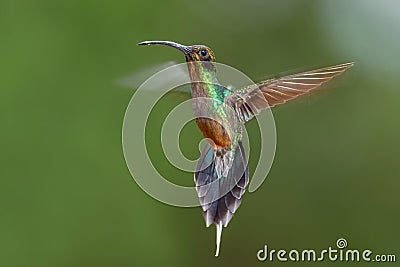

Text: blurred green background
xmin=1 ymin=0 xmax=399 ymax=266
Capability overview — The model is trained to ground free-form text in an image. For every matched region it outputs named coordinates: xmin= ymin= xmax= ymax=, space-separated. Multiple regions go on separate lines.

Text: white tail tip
xmin=215 ymin=222 xmax=223 ymax=257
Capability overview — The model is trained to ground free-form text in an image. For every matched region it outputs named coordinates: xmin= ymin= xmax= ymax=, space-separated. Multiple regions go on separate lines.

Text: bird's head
xmin=138 ymin=41 xmax=216 ymax=63
xmin=138 ymin=40 xmax=218 ymax=85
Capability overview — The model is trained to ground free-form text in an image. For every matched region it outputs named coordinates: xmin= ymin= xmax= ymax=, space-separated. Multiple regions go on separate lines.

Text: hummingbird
xmin=138 ymin=40 xmax=353 ymax=256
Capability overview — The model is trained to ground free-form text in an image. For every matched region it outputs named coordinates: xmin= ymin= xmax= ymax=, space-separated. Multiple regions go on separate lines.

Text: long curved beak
xmin=137 ymin=40 xmax=192 ymax=55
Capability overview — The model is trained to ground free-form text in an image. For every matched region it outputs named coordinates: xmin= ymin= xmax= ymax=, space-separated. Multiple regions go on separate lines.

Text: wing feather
xmin=227 ymin=62 xmax=354 ymax=122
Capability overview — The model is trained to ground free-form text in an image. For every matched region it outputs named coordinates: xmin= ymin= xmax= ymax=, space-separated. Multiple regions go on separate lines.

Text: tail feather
xmin=215 ymin=221 xmax=223 ymax=257
xmin=194 ymin=141 xmax=249 ymax=256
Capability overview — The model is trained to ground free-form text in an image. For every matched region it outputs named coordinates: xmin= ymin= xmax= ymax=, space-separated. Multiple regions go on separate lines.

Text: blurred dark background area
xmin=1 ymin=0 xmax=399 ymax=266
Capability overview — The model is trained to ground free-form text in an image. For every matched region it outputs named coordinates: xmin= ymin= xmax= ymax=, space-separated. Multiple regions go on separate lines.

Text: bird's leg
xmin=214 ymin=147 xmax=235 ymax=178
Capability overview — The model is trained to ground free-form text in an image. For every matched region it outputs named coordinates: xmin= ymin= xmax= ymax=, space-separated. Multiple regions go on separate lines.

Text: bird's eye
xmin=199 ymin=49 xmax=208 ymax=57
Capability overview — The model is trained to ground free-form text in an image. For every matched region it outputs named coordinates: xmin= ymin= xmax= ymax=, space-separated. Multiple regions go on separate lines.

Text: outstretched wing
xmin=115 ymin=60 xmax=192 ymax=98
xmin=226 ymin=62 xmax=354 ymax=122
